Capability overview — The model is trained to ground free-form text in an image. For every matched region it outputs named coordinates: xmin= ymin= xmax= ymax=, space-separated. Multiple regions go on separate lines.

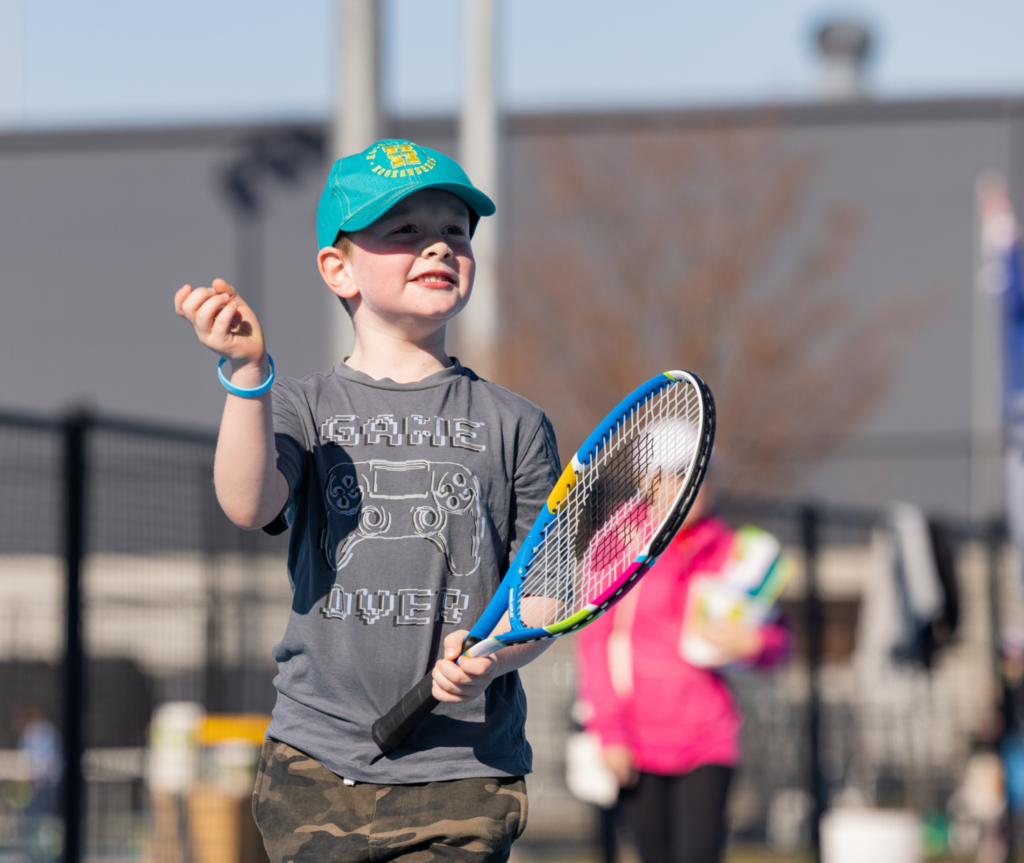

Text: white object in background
xmin=953 ymin=751 xmax=1006 ymax=823
xmin=147 ymin=702 xmax=203 ymax=794
xmin=766 ymin=788 xmax=814 ymax=849
xmin=565 ymin=731 xmax=618 ymax=808
xmin=888 ymin=502 xmax=943 ymax=625
xmin=821 ymin=808 xmax=921 ymax=863
xmin=208 ymin=740 xmax=261 ymax=798
xmin=724 ymin=528 xmax=782 ymax=593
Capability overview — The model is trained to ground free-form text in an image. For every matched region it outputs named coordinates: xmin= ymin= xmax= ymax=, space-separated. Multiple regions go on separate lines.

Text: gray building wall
xmin=1 ymin=101 xmax=1021 ymax=516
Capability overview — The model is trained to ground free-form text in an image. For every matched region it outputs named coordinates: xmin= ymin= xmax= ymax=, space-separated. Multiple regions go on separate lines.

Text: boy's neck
xmin=342 ymin=323 xmax=454 ymax=383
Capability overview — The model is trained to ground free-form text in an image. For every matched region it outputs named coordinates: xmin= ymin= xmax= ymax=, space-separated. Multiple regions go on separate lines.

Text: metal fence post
xmin=986 ymin=518 xmax=1004 ymax=681
xmin=987 ymin=518 xmax=1015 ymax=859
xmin=62 ymin=411 xmax=87 ymax=863
xmin=802 ymin=503 xmax=826 ymax=861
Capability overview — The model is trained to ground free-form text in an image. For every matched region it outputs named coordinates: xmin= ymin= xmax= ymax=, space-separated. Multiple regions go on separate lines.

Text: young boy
xmin=174 ymin=139 xmax=561 ymax=862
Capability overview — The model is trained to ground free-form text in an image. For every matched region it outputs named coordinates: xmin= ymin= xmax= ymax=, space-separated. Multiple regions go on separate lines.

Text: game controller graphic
xmin=324 ymin=459 xmax=483 ymax=577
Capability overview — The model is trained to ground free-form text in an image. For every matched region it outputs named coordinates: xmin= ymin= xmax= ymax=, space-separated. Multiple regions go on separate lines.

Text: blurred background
xmin=4 ymin=1 xmax=1024 ymax=861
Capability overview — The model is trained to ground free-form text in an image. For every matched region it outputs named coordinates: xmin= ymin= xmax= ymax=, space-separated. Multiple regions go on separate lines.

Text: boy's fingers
xmin=210 ymin=301 xmax=238 ymax=340
xmin=174 ymin=285 xmax=194 ymax=315
xmin=436 ymin=655 xmax=486 ymax=687
xmin=179 ymin=286 xmax=215 ymax=321
xmin=443 ymin=630 xmax=469 ymax=660
xmin=433 ymin=631 xmax=495 ymax=702
xmin=431 ymin=661 xmax=471 ymax=701
xmin=211 ymin=278 xmax=239 ymax=298
xmin=431 ymin=653 xmax=497 ymax=703
xmin=457 ymin=654 xmax=495 ymax=679
xmin=194 ymin=292 xmax=234 ymax=335
xmin=442 ymin=654 xmax=493 ymax=685
xmin=434 ymin=658 xmax=468 ymax=686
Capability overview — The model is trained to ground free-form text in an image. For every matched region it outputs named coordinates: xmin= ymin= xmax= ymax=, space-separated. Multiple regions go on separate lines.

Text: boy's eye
xmin=385 ymin=221 xmax=468 ymax=238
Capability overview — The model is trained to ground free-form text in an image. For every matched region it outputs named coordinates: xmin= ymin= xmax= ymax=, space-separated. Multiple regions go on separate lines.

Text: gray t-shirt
xmin=265 ymin=359 xmax=560 ymax=783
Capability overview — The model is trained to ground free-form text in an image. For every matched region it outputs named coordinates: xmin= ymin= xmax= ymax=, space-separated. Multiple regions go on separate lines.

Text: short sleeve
xmin=508 ymin=414 xmax=561 ymax=561
xmin=269 ymin=380 xmax=308 ymax=509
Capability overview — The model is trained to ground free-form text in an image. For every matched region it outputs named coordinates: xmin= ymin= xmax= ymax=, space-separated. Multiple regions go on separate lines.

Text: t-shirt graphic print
xmin=319 ymin=456 xmax=484 ymax=624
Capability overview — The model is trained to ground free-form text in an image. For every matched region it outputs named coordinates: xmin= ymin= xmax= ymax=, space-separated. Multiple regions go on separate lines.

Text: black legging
xmin=618 ymin=765 xmax=733 ymax=863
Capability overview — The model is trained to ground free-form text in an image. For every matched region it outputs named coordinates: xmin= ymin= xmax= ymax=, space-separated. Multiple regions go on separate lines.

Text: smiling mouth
xmin=413 ymin=272 xmax=456 ymax=286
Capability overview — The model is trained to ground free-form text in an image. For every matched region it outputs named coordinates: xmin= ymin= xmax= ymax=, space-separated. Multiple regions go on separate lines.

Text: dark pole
xmin=200 ymin=462 xmax=221 ymax=713
xmin=62 ymin=411 xmax=87 ymax=863
xmin=987 ymin=519 xmax=1014 ymax=858
xmin=802 ymin=504 xmax=825 ymax=862
xmin=987 ymin=519 xmax=1004 ymax=681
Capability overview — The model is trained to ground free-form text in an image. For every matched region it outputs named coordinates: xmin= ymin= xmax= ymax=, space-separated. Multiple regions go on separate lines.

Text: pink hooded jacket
xmin=575 ymin=516 xmax=791 ymax=776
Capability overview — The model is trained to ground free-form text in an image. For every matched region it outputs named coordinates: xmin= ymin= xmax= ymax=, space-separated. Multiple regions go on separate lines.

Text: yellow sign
xmin=197 ymin=714 xmax=272 ymax=746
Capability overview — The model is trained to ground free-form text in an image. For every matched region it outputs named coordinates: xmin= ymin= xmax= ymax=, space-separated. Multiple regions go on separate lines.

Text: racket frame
xmin=371 ymin=369 xmax=715 ymax=751
xmin=465 ymin=369 xmax=715 ymax=657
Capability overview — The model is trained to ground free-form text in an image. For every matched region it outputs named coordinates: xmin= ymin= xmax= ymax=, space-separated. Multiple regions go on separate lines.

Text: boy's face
xmin=336 ymin=188 xmax=475 ymax=336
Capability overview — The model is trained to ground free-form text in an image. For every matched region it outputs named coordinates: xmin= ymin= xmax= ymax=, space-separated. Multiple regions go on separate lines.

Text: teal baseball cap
xmin=316 ymin=139 xmax=496 ymax=249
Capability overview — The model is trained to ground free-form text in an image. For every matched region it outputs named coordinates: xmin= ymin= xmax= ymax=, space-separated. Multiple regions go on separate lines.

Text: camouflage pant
xmin=252 ymin=739 xmax=528 ymax=863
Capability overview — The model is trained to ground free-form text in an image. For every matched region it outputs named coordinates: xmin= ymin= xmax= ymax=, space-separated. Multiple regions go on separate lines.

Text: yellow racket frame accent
xmin=546 ymin=460 xmax=579 ymax=514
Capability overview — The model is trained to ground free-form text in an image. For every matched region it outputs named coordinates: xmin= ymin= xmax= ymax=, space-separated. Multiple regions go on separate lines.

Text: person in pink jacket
xmin=575 ymin=486 xmax=791 ymax=863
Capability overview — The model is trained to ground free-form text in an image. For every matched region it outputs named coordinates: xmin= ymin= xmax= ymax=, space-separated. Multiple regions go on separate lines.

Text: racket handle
xmin=372 ymin=672 xmax=438 ymax=752
xmin=372 ymin=635 xmax=484 ymax=753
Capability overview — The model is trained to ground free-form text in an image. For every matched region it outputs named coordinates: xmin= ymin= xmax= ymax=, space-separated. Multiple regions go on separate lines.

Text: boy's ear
xmin=318 ymin=246 xmax=359 ymax=303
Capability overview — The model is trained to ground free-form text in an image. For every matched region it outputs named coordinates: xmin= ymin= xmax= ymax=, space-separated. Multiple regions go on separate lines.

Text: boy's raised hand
xmin=174 ymin=279 xmax=266 ymax=369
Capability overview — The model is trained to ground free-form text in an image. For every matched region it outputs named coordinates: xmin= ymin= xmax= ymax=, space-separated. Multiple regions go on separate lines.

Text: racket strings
xmin=518 ymin=381 xmax=703 ymax=629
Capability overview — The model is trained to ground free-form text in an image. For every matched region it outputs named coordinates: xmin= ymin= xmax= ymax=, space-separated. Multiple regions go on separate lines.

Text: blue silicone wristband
xmin=217 ymin=355 xmax=275 ymax=397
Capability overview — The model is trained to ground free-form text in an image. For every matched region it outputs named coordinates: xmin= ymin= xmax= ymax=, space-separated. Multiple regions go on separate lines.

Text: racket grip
xmin=372 ymin=672 xmax=439 ymax=753
xmin=372 ymin=636 xmax=485 ymax=752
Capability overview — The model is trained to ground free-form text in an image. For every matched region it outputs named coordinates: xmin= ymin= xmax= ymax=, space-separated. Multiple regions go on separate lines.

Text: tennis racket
xmin=372 ymin=370 xmax=715 ymax=753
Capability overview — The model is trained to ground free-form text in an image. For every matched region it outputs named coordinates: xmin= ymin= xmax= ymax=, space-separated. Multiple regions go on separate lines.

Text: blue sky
xmin=2 ymin=0 xmax=1024 ymax=129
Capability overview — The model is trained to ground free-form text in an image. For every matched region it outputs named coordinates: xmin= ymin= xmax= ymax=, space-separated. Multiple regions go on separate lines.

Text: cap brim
xmin=339 ymin=181 xmax=496 ymax=233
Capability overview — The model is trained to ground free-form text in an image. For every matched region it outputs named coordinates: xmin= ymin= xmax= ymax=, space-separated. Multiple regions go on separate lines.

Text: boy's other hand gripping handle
xmin=372 ymin=673 xmax=438 ymax=752
xmin=372 ymin=634 xmax=483 ymax=752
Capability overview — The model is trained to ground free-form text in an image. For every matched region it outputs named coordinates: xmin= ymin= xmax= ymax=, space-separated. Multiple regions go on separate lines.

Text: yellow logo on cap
xmin=366 ymin=141 xmax=438 ymax=179
xmin=383 ymin=143 xmax=420 ymax=168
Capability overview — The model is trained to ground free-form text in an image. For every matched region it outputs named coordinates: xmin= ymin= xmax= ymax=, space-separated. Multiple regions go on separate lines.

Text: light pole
xmin=452 ymin=0 xmax=501 ymax=380
xmin=324 ymin=0 xmax=383 ymax=368
xmin=972 ymin=171 xmax=1008 ymax=522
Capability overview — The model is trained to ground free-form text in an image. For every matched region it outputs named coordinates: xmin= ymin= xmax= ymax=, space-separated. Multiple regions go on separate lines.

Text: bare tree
xmin=498 ymin=123 xmax=927 ymax=494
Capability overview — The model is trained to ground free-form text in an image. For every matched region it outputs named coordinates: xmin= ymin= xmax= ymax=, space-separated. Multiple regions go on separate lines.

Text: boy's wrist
xmin=226 ymin=356 xmax=270 ymax=386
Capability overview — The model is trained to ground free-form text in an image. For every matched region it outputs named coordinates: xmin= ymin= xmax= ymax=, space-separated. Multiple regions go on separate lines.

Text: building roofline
xmin=2 ymin=95 xmax=1023 ymax=154
xmin=0 ymin=121 xmax=328 ymax=155
xmin=507 ymin=95 xmax=1024 ymax=134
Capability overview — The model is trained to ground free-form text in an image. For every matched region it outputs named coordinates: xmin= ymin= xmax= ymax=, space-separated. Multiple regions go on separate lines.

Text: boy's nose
xmin=423 ymin=239 xmax=454 ymax=259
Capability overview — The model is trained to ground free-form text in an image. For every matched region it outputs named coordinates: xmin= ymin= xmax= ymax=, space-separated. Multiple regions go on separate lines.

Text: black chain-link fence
xmin=0 ymin=412 xmax=289 ymax=863
xmin=0 ymin=409 xmax=1016 ymax=863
